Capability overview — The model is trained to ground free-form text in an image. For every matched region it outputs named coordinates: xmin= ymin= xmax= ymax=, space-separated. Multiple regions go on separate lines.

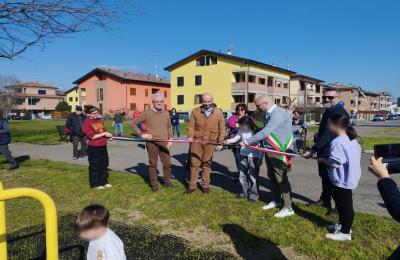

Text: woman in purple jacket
xmin=319 ymin=113 xmax=361 ymax=241
xmin=226 ymin=104 xmax=249 ymax=172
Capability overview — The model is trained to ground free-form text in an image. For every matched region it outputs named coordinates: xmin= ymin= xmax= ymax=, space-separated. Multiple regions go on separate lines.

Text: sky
xmin=0 ymin=0 xmax=399 ymax=98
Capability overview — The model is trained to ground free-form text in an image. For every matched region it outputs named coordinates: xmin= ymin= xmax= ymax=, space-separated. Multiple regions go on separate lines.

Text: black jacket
xmin=170 ymin=113 xmax=180 ymax=125
xmin=377 ymin=178 xmax=400 ymax=259
xmin=66 ymin=113 xmax=86 ymax=137
xmin=312 ymin=104 xmax=349 ymax=157
xmin=378 ymin=178 xmax=400 ymax=222
xmin=0 ymin=118 xmax=11 ymax=145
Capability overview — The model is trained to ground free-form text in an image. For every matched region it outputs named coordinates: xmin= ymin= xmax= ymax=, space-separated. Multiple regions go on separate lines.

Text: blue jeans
xmin=172 ymin=124 xmax=180 ymax=137
xmin=114 ymin=123 xmax=124 ymax=136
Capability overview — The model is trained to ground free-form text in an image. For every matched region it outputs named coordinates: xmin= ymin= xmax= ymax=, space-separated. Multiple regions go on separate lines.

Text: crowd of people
xmin=2 ymin=87 xmax=400 ymax=258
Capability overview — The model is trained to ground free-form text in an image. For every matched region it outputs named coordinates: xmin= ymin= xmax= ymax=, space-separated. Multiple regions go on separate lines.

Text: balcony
xmin=231 ymin=82 xmax=289 ymax=96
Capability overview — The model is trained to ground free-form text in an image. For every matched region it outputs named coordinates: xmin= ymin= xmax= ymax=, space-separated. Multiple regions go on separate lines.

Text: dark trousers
xmin=231 ymin=147 xmax=241 ymax=173
xmin=172 ymin=124 xmax=180 ymax=138
xmin=239 ymin=156 xmax=260 ymax=200
xmin=266 ymin=155 xmax=292 ymax=208
xmin=332 ymin=186 xmax=354 ymax=234
xmin=72 ymin=135 xmax=87 ymax=158
xmin=87 ymin=145 xmax=109 ymax=188
xmin=318 ymin=161 xmax=334 ymax=209
xmin=0 ymin=144 xmax=18 ymax=167
xmin=146 ymin=141 xmax=172 ymax=187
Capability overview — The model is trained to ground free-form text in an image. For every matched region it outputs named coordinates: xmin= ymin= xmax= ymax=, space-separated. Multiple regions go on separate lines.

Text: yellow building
xmin=65 ymin=86 xmax=79 ymax=112
xmin=164 ymin=49 xmax=295 ymax=117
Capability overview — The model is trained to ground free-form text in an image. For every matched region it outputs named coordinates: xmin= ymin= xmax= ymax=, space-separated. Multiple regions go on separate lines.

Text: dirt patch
xmin=162 ymin=224 xmax=310 ymax=260
xmin=112 ymin=208 xmax=146 ymax=224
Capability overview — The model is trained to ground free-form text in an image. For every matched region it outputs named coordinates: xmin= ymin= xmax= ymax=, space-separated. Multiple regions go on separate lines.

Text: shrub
xmin=55 ymin=101 xmax=71 ymax=112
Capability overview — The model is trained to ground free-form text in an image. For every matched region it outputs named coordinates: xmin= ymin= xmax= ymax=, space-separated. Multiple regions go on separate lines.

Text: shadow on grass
xmin=7 ymin=214 xmax=234 ymax=259
xmin=222 ymin=224 xmax=287 ymax=260
xmin=293 ymin=205 xmax=332 ymax=228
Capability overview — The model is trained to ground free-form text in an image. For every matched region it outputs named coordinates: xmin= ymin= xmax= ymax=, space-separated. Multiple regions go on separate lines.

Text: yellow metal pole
xmin=0 ymin=181 xmax=7 ymax=260
xmin=0 ymin=187 xmax=58 ymax=260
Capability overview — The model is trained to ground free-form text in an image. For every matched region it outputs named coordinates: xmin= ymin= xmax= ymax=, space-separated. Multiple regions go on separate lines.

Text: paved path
xmin=10 ymin=141 xmax=400 ymax=217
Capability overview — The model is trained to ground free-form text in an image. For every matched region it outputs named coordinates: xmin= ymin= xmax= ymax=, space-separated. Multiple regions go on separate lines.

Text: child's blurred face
xmin=239 ymin=124 xmax=251 ymax=132
xmin=79 ymin=226 xmax=107 ymax=241
xmin=327 ymin=119 xmax=340 ymax=134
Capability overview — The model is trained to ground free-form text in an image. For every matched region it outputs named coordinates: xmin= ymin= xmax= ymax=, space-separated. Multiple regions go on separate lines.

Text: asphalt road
xmin=9 ymin=136 xmax=400 ymax=217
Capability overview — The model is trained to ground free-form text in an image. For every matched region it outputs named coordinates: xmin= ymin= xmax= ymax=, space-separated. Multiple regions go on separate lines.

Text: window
xmin=196 ymin=56 xmax=217 ymax=66
xmin=235 ymin=73 xmax=245 ymax=83
xmin=145 ymin=89 xmax=149 ymax=97
xmin=283 ymin=96 xmax=287 ymax=104
xmin=258 ymin=78 xmax=266 ymax=85
xmin=300 ymin=81 xmax=305 ymax=91
xmin=97 ymin=88 xmax=103 ymax=101
xmin=196 ymin=57 xmax=205 ymax=66
xmin=130 ymin=88 xmax=136 ymax=96
xmin=315 ymin=97 xmax=321 ymax=103
xmin=38 ymin=89 xmax=46 ymax=95
xmin=164 ymin=90 xmax=167 ymax=98
xmin=233 ymin=95 xmax=245 ymax=103
xmin=248 ymin=94 xmax=255 ymax=103
xmin=248 ymin=75 xmax=256 ymax=83
xmin=130 ymin=103 xmax=136 ymax=110
xmin=69 ymin=97 xmax=73 ymax=102
xmin=81 ymin=88 xmax=86 ymax=92
xmin=277 ymin=83 xmax=281 ymax=88
xmin=28 ymin=98 xmax=39 ymax=105
xmin=195 ymin=75 xmax=202 ymax=86
xmin=177 ymin=77 xmax=184 ymax=87
xmin=267 ymin=77 xmax=273 ymax=87
xmin=316 ymin=85 xmax=321 ymax=93
xmin=152 ymin=88 xmax=159 ymax=94
xmin=75 ymin=97 xmax=78 ymax=102
xmin=275 ymin=98 xmax=281 ymax=105
xmin=177 ymin=95 xmax=184 ymax=105
xmin=194 ymin=94 xmax=202 ymax=104
xmin=283 ymin=83 xmax=288 ymax=89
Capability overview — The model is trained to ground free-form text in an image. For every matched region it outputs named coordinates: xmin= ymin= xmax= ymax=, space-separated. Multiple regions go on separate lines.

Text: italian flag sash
xmin=265 ymin=133 xmax=294 ymax=166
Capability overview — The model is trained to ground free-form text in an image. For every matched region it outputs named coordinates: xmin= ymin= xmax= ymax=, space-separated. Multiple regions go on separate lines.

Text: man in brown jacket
xmin=130 ymin=93 xmax=173 ymax=192
xmin=186 ymin=93 xmax=225 ymax=194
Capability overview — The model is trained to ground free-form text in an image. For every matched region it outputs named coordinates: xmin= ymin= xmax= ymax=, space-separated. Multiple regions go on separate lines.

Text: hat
xmin=76 ymin=106 xmax=83 ymax=111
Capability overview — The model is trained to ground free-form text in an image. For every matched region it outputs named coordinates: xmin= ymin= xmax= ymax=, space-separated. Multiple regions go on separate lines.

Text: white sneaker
xmin=262 ymin=201 xmax=281 ymax=210
xmin=325 ymin=231 xmax=352 ymax=241
xmin=95 ymin=186 xmax=105 ymax=189
xmin=327 ymin=224 xmax=352 ymax=234
xmin=327 ymin=224 xmax=342 ymax=232
xmin=104 ymin=184 xmax=112 ymax=188
xmin=274 ymin=207 xmax=295 ymax=218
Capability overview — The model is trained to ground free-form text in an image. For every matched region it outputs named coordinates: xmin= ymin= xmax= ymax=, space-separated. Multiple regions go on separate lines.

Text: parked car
xmin=350 ymin=115 xmax=357 ymax=125
xmin=387 ymin=114 xmax=399 ymax=120
xmin=39 ymin=114 xmax=52 ymax=120
xmin=372 ymin=114 xmax=386 ymax=121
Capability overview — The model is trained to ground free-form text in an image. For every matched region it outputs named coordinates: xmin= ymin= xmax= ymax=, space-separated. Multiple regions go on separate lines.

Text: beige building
xmin=290 ymin=74 xmax=324 ymax=109
xmin=377 ymin=91 xmax=392 ymax=111
xmin=6 ymin=82 xmax=65 ymax=113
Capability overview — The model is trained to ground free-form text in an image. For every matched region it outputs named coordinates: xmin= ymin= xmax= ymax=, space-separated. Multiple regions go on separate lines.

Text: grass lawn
xmin=9 ymin=120 xmax=188 ymax=144
xmin=0 ymin=158 xmax=399 ymax=259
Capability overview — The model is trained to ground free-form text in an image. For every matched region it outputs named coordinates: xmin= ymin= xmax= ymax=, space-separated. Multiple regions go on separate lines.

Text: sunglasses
xmin=322 ymin=96 xmax=336 ymax=101
xmin=236 ymin=108 xmax=245 ymax=112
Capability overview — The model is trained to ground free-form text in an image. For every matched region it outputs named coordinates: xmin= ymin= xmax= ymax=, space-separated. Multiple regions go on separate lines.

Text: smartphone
xmin=374 ymin=143 xmax=400 ymax=174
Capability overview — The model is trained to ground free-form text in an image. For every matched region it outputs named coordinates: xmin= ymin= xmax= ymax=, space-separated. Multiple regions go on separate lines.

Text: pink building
xmin=73 ymin=67 xmax=171 ymax=115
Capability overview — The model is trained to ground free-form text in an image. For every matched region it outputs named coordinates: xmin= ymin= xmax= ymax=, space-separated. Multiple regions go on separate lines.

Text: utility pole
xmin=245 ymin=63 xmax=249 ymax=107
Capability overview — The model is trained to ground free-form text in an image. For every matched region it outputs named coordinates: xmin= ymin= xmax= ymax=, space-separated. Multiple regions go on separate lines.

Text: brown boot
xmin=184 ymin=188 xmax=196 ymax=195
xmin=202 ymin=187 xmax=210 ymax=194
xmin=151 ymin=185 xmax=159 ymax=192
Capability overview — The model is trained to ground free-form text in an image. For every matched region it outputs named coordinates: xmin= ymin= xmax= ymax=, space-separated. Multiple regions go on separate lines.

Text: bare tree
xmin=0 ymin=0 xmax=139 ymax=59
xmin=0 ymin=74 xmax=20 ymax=116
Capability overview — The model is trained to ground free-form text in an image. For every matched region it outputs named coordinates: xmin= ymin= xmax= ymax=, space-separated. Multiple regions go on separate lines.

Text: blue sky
xmin=0 ymin=0 xmax=399 ymax=98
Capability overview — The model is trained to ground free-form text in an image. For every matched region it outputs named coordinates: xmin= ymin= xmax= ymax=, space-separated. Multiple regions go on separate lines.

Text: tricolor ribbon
xmin=112 ymin=136 xmax=299 ymax=157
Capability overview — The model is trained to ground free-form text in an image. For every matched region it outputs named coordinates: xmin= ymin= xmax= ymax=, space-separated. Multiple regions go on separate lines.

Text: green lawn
xmin=0 ymin=158 xmax=399 ymax=259
xmin=9 ymin=120 xmax=188 ymax=144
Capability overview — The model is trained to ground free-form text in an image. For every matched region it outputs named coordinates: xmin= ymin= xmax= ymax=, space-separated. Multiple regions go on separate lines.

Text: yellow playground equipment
xmin=0 ymin=181 xmax=58 ymax=259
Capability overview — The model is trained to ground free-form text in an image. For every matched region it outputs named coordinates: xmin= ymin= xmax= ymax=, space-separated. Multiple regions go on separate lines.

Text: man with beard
xmin=303 ymin=87 xmax=349 ymax=216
